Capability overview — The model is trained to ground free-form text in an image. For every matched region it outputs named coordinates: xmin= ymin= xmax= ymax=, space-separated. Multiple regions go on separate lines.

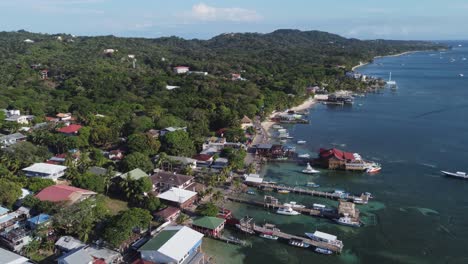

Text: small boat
xmin=302 ymin=163 xmax=320 ymax=174
xmin=246 ymin=190 xmax=256 ymax=195
xmin=288 ymin=239 xmax=310 ymax=248
xmin=297 ymin=140 xmax=307 ymax=144
xmin=334 ymin=213 xmax=361 ymax=227
xmin=259 ymin=233 xmax=279 ymax=240
xmin=276 ymin=205 xmax=300 ymax=216
xmin=286 ymin=136 xmax=294 ymax=139
xmin=366 ymin=164 xmax=382 ymax=174
xmin=277 ymin=189 xmax=290 ymax=194
xmin=462 ymin=58 xmax=467 ymax=61
xmin=306 ymin=182 xmax=320 ymax=188
xmin=441 ymin=170 xmax=468 ymax=179
xmin=312 ymin=203 xmax=326 ymax=210
xmin=386 ymin=72 xmax=397 ymax=86
xmin=272 ymin=125 xmax=283 ymax=129
xmin=460 ymin=74 xmax=464 ymax=77
xmin=297 ymin=153 xmax=310 ymax=159
xmin=315 ymin=247 xmax=333 ymax=255
xmin=288 ymin=201 xmax=306 ymax=209
xmin=277 ymin=128 xmax=287 ymax=133
xmin=353 ymin=198 xmax=365 ymax=204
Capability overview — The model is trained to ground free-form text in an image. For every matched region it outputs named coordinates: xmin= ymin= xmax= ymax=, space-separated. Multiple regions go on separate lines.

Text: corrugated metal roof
xmin=0 ymin=247 xmax=29 ymax=264
xmin=192 ymin=216 xmax=225 ymax=230
xmin=157 ymin=187 xmax=197 ymax=203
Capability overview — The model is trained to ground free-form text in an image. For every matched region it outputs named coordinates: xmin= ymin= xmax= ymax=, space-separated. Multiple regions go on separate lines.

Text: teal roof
xmin=139 ymin=230 xmax=178 ymax=251
xmin=119 ymin=168 xmax=148 ymax=180
xmin=0 ymin=206 xmax=9 ymax=215
xmin=192 ymin=216 xmax=225 ymax=230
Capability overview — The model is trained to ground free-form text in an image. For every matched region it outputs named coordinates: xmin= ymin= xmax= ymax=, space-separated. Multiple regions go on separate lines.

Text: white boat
xmin=277 ymin=128 xmax=287 ymax=133
xmin=272 ymin=125 xmax=283 ymax=129
xmin=297 ymin=153 xmax=310 ymax=159
xmin=277 ymin=189 xmax=290 ymax=194
xmin=288 ymin=201 xmax=306 ymax=209
xmin=353 ymin=198 xmax=365 ymax=204
xmin=334 ymin=213 xmax=361 ymax=227
xmin=386 ymin=72 xmax=397 ymax=86
xmin=297 ymin=140 xmax=307 ymax=144
xmin=460 ymin=74 xmax=464 ymax=77
xmin=462 ymin=58 xmax=467 ymax=61
xmin=306 ymin=182 xmax=320 ymax=188
xmin=441 ymin=170 xmax=468 ymax=179
xmin=366 ymin=163 xmax=382 ymax=174
xmin=315 ymin=247 xmax=333 ymax=255
xmin=259 ymin=233 xmax=279 ymax=240
xmin=288 ymin=239 xmax=310 ymax=248
xmin=276 ymin=205 xmax=300 ymax=216
xmin=302 ymin=163 xmax=320 ymax=174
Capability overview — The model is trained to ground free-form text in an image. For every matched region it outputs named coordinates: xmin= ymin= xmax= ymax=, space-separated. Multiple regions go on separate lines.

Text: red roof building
xmin=57 ymin=124 xmax=82 ymax=135
xmin=317 ymin=148 xmax=364 ymax=170
xmin=35 ymin=185 xmax=96 ymax=205
xmin=319 ymin=148 xmax=356 ymax=161
xmin=153 ymin=206 xmax=181 ymax=222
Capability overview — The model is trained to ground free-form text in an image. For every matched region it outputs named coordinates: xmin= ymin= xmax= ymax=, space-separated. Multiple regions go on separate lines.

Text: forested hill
xmin=0 ymin=29 xmax=445 ymax=141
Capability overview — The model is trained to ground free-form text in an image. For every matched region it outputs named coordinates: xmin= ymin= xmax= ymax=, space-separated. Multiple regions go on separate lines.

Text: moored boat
xmin=246 ymin=190 xmax=256 ymax=195
xmin=297 ymin=153 xmax=310 ymax=159
xmin=288 ymin=239 xmax=310 ymax=248
xmin=288 ymin=201 xmax=306 ymax=209
xmin=297 ymin=140 xmax=307 ymax=144
xmin=306 ymin=182 xmax=320 ymax=188
xmin=259 ymin=233 xmax=279 ymax=240
xmin=302 ymin=162 xmax=320 ymax=174
xmin=276 ymin=205 xmax=300 ymax=216
xmin=441 ymin=170 xmax=468 ymax=179
xmin=315 ymin=247 xmax=333 ymax=255
xmin=334 ymin=213 xmax=361 ymax=227
xmin=366 ymin=163 xmax=382 ymax=174
xmin=277 ymin=189 xmax=290 ymax=194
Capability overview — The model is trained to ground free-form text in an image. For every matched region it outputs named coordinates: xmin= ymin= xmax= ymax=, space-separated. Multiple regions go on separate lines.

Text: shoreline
xmin=352 ymin=50 xmax=417 ymax=71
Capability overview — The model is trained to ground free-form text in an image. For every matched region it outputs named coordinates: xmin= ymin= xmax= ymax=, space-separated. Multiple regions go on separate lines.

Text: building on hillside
xmin=23 ymin=39 xmax=35 ymax=43
xmin=138 ymin=225 xmax=204 ymax=264
xmin=150 ymin=170 xmax=194 ymax=194
xmin=165 ymin=85 xmax=180 ymax=90
xmin=35 ymin=185 xmax=96 ymax=205
xmin=118 ymin=168 xmax=148 ymax=181
xmin=0 ymin=133 xmax=27 ymax=148
xmin=159 ymin=127 xmax=187 ymax=137
xmin=56 ymin=113 xmax=72 ymax=121
xmin=316 ymin=148 xmax=366 ymax=171
xmin=57 ymin=124 xmax=82 ymax=135
xmin=173 ymin=66 xmax=190 ymax=74
xmin=107 ymin=149 xmax=124 ymax=161
xmin=40 ymin=69 xmax=48 ymax=80
xmin=165 ymin=155 xmax=197 ymax=170
xmin=22 ymin=163 xmax=67 ymax=181
xmin=4 ymin=114 xmax=33 ymax=124
xmin=157 ymin=187 xmax=197 ymax=209
xmin=0 ymin=247 xmax=31 ymax=264
xmin=231 ymin=73 xmax=246 ymax=81
xmin=57 ymin=245 xmax=122 ymax=264
xmin=188 ymin=71 xmax=208 ymax=76
xmin=55 ymin=236 xmax=87 ymax=254
xmin=152 ymin=206 xmax=181 ymax=222
xmin=191 ymin=216 xmax=225 ymax=237
xmin=146 ymin=129 xmax=160 ymax=138
xmin=240 ymin=115 xmax=253 ymax=129
xmin=26 ymin=214 xmax=51 ymax=230
xmin=192 ymin=154 xmax=213 ymax=167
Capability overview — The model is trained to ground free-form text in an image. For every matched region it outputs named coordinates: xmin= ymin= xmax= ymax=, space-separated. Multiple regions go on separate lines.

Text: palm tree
xmin=103 ymin=166 xmax=115 ymax=195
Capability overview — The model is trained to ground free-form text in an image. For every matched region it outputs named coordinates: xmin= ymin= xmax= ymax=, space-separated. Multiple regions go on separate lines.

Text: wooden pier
xmin=236 ymin=217 xmax=343 ymax=254
xmin=216 ymin=235 xmax=248 ymax=246
xmin=255 ymin=183 xmax=371 ymax=204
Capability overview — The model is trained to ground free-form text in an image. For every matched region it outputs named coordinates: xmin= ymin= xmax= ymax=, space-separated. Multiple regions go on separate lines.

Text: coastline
xmin=352 ymin=50 xmax=417 ymax=71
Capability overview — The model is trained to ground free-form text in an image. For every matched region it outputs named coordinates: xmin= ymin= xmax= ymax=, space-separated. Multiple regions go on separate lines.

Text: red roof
xmin=57 ymin=124 xmax=82 ymax=134
xmin=319 ymin=148 xmax=355 ymax=161
xmin=174 ymin=66 xmax=189 ymax=69
xmin=35 ymin=185 xmax=95 ymax=202
xmin=193 ymin=154 xmax=213 ymax=161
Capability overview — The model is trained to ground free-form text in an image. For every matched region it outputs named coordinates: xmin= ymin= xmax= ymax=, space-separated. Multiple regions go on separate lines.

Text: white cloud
xmin=183 ymin=3 xmax=262 ymax=22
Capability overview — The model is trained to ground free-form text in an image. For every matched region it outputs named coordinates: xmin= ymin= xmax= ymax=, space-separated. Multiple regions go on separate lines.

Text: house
xmin=0 ymin=227 xmax=32 ymax=252
xmin=56 ymin=112 xmax=72 ymax=121
xmin=231 ymin=73 xmax=246 ymax=81
xmin=22 ymin=163 xmax=67 ymax=181
xmin=150 ymin=170 xmax=194 ymax=193
xmin=159 ymin=127 xmax=187 ymax=137
xmin=240 ymin=115 xmax=253 ymax=129
xmin=58 ymin=245 xmax=122 ymax=264
xmin=138 ymin=225 xmax=204 ymax=264
xmin=243 ymin=174 xmax=263 ymax=186
xmin=314 ymin=94 xmax=329 ymax=101
xmin=55 ymin=236 xmax=87 ymax=254
xmin=4 ymin=115 xmax=33 ymax=124
xmin=211 ymin=158 xmax=228 ymax=170
xmin=57 ymin=124 xmax=82 ymax=135
xmin=173 ymin=66 xmax=190 ymax=74
xmin=0 ymin=133 xmax=27 ymax=147
xmin=191 ymin=216 xmax=225 ymax=237
xmin=0 ymin=247 xmax=31 ymax=264
xmin=165 ymin=85 xmax=180 ymax=90
xmin=118 ymin=168 xmax=148 ymax=181
xmin=165 ymin=155 xmax=197 ymax=169
xmin=35 ymin=185 xmax=96 ymax=205
xmin=153 ymin=206 xmax=181 ymax=222
xmin=40 ymin=69 xmax=48 ymax=80
xmin=103 ymin=49 xmax=117 ymax=55
xmin=107 ymin=149 xmax=124 ymax=161
xmin=192 ymin=154 xmax=213 ymax=167
xmin=157 ymin=187 xmax=197 ymax=209
xmin=88 ymin=166 xmax=121 ymax=177
xmin=317 ymin=148 xmax=366 ymax=171
xmin=26 ymin=213 xmax=51 ymax=230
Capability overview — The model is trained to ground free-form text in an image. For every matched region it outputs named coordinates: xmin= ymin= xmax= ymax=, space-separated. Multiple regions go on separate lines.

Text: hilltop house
xmin=138 ymin=225 xmax=204 ymax=264
xmin=173 ymin=66 xmax=190 ymax=74
xmin=57 ymin=124 xmax=82 ymax=135
xmin=35 ymin=185 xmax=96 ymax=205
xmin=22 ymin=163 xmax=67 ymax=181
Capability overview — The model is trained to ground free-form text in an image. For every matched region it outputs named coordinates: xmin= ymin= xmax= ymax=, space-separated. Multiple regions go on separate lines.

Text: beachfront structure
xmin=191 ymin=216 xmax=225 ymax=237
xmin=150 ymin=170 xmax=194 ymax=193
xmin=0 ymin=247 xmax=30 ymax=264
xmin=157 ymin=187 xmax=197 ymax=209
xmin=22 ymin=163 xmax=67 ymax=181
xmin=35 ymin=185 xmax=96 ymax=205
xmin=173 ymin=66 xmax=190 ymax=74
xmin=316 ymin=148 xmax=366 ymax=171
xmin=243 ymin=174 xmax=264 ymax=185
xmin=138 ymin=225 xmax=204 ymax=264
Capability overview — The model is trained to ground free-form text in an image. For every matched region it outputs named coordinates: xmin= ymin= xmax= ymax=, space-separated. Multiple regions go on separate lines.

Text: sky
xmin=1 ymin=0 xmax=468 ymax=40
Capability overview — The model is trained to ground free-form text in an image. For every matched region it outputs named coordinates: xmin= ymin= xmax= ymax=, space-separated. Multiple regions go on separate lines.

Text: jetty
xmin=253 ymin=182 xmax=371 ymax=204
xmin=217 ymin=235 xmax=248 ymax=246
xmin=236 ymin=217 xmax=343 ymax=254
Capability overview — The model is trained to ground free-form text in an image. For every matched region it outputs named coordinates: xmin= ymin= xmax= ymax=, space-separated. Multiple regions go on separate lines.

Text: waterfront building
xmin=191 ymin=216 xmax=225 ymax=237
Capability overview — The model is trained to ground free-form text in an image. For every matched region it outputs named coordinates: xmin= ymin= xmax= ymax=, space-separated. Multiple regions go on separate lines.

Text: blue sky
xmin=1 ymin=0 xmax=467 ymax=40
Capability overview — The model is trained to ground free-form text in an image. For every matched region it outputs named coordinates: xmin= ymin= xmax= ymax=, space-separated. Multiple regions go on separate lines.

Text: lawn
xmin=103 ymin=197 xmax=129 ymax=215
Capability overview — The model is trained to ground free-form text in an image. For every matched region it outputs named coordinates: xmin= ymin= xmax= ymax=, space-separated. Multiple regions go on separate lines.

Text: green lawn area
xmin=103 ymin=197 xmax=129 ymax=215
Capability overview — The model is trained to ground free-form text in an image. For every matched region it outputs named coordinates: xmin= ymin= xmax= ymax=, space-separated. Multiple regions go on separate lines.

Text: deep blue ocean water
xmin=203 ymin=41 xmax=468 ymax=264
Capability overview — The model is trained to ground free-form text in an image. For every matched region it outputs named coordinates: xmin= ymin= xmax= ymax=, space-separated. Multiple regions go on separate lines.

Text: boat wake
xmin=420 ymin=163 xmax=437 ymax=168
xmin=413 ymin=104 xmax=468 ymax=118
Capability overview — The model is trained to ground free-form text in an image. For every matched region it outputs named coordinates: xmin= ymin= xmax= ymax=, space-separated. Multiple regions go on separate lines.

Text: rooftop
xmin=0 ymin=206 xmax=9 ymax=215
xmin=0 ymin=247 xmax=30 ymax=264
xmin=57 ymin=124 xmax=82 ymax=134
xmin=55 ymin=236 xmax=86 ymax=251
xmin=157 ymin=187 xmax=197 ymax=204
xmin=150 ymin=171 xmax=193 ymax=187
xmin=35 ymin=185 xmax=96 ymax=203
xmin=27 ymin=213 xmax=51 ymax=225
xmin=119 ymin=168 xmax=148 ymax=180
xmin=192 ymin=216 xmax=225 ymax=230
xmin=22 ymin=163 xmax=67 ymax=174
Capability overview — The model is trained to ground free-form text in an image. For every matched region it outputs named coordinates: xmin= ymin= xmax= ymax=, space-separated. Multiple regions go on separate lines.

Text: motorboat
xmin=246 ymin=190 xmax=256 ymax=195
xmin=297 ymin=153 xmax=310 ymax=159
xmin=306 ymin=182 xmax=320 ymax=188
xmin=288 ymin=239 xmax=310 ymax=248
xmin=315 ymin=248 xmax=333 ymax=255
xmin=366 ymin=163 xmax=382 ymax=174
xmin=297 ymin=140 xmax=307 ymax=144
xmin=302 ymin=163 xmax=320 ymax=174
xmin=259 ymin=233 xmax=279 ymax=240
xmin=441 ymin=170 xmax=468 ymax=179
xmin=334 ymin=213 xmax=361 ymax=227
xmin=276 ymin=205 xmax=300 ymax=216
xmin=277 ymin=189 xmax=290 ymax=194
xmin=287 ymin=201 xmax=306 ymax=209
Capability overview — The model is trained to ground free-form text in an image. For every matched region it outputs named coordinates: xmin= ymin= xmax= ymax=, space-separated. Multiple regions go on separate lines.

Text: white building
xmin=0 ymin=247 xmax=31 ymax=264
xmin=139 ymin=226 xmax=204 ymax=264
xmin=173 ymin=66 xmax=190 ymax=74
xmin=157 ymin=187 xmax=197 ymax=208
xmin=243 ymin=174 xmax=263 ymax=185
xmin=0 ymin=133 xmax=27 ymax=147
xmin=22 ymin=163 xmax=67 ymax=181
xmin=23 ymin=39 xmax=34 ymax=43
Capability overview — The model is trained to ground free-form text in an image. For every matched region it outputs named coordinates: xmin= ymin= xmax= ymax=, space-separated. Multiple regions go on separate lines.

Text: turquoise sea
xmin=203 ymin=41 xmax=468 ymax=264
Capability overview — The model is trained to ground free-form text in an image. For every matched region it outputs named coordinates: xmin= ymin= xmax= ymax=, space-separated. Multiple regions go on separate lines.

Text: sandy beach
xmin=352 ymin=51 xmax=417 ymax=71
xmin=260 ymin=97 xmax=315 ymax=140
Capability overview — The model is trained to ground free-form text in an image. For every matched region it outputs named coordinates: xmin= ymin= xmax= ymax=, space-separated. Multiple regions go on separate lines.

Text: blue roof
xmin=27 ymin=214 xmax=51 ymax=225
xmin=0 ymin=206 xmax=9 ymax=215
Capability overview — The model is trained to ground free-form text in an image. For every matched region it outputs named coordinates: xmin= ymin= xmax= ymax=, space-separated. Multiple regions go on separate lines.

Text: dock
xmin=236 ymin=217 xmax=343 ymax=254
xmin=216 ymin=235 xmax=248 ymax=246
xmin=255 ymin=183 xmax=370 ymax=204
